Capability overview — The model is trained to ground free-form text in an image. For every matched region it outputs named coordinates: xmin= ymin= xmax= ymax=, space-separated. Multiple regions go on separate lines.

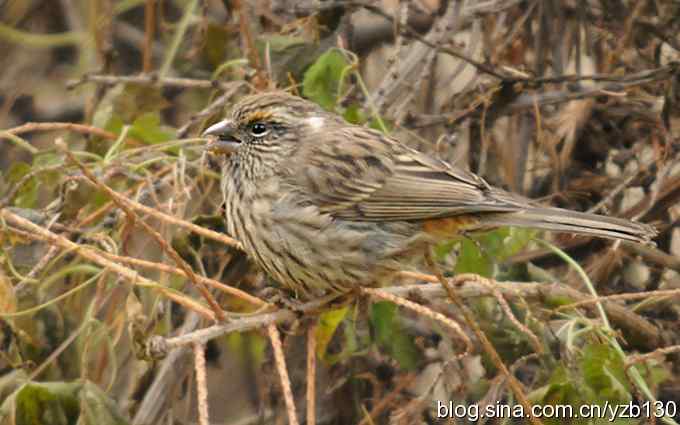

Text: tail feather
xmin=477 ymin=207 xmax=657 ymax=244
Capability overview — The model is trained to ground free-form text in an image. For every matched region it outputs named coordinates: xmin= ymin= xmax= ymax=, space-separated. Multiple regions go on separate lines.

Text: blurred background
xmin=1 ymin=1 xmax=680 ymax=424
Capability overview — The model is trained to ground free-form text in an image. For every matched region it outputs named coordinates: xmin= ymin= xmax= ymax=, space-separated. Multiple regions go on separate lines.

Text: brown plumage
xmin=203 ymin=92 xmax=656 ymax=298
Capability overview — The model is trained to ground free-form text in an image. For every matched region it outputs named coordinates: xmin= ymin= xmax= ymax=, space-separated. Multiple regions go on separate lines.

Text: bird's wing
xmin=292 ymin=126 xmax=526 ymax=221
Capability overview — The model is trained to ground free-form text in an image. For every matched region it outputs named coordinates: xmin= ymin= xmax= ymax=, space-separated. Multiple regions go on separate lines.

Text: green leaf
xmin=6 ymin=162 xmax=32 ymax=184
xmin=92 ymin=84 xmax=124 ymax=130
xmin=323 ymin=313 xmax=361 ymax=365
xmin=454 ymin=238 xmax=493 ymax=277
xmin=370 ymin=301 xmax=396 ymax=345
xmin=4 ymin=381 xmax=130 ymax=425
xmin=369 ymin=117 xmax=391 ymax=133
xmin=14 ymin=382 xmax=81 ymax=425
xmin=260 ymin=34 xmax=308 ymax=52
xmin=92 ymin=84 xmax=172 ymax=147
xmin=529 ymin=366 xmax=593 ymax=425
xmin=114 ymin=85 xmax=169 ymax=122
xmin=632 ymin=358 xmax=669 ymax=388
xmin=343 ymin=104 xmax=366 ymax=124
xmin=545 ymin=365 xmax=588 ymax=404
xmin=389 ymin=329 xmax=420 ymax=370
xmin=581 ymin=343 xmax=630 ymax=402
xmin=129 ymin=112 xmax=175 ymax=145
xmin=226 ymin=332 xmax=267 ymax=366
xmin=248 ymin=333 xmax=267 ymax=365
xmin=6 ymin=162 xmax=38 ymax=208
xmin=503 ymin=227 xmax=535 ymax=257
xmin=370 ymin=302 xmax=421 ymax=370
xmin=316 ymin=306 xmax=349 ymax=361
xmin=452 ymin=228 xmax=534 ymax=278
xmin=302 ymin=49 xmax=348 ymax=110
xmin=30 ymin=153 xmax=62 ymax=195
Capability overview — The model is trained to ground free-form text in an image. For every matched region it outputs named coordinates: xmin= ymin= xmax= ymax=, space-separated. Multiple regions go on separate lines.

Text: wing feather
xmin=291 ymin=125 xmax=527 ymax=221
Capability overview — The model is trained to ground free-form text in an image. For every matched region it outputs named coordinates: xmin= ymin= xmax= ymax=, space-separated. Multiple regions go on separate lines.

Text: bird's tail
xmin=477 ymin=207 xmax=656 ymax=244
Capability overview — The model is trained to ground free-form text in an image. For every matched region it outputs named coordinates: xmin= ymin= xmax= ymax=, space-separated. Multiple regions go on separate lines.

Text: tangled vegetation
xmin=1 ymin=1 xmax=679 ymax=424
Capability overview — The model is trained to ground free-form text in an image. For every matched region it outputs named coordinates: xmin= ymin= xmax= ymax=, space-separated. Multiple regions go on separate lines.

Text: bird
xmin=202 ymin=91 xmax=657 ymax=299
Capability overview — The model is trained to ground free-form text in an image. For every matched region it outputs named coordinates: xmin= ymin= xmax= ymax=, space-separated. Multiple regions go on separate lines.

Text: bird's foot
xmin=258 ymin=286 xmax=357 ymax=317
xmin=258 ymin=287 xmax=306 ymax=314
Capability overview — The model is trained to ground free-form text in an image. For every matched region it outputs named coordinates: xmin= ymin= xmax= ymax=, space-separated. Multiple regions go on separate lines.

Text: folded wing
xmin=292 ymin=126 xmax=527 ymax=221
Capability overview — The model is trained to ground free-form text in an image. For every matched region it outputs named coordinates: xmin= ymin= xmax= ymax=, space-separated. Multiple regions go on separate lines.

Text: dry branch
xmin=151 ymin=274 xmax=662 ymax=355
xmin=193 ymin=342 xmax=210 ymax=425
xmin=60 ymin=145 xmax=227 ymax=321
xmin=306 ymin=323 xmax=317 ymax=425
xmin=268 ymin=323 xmax=300 ymax=425
xmin=66 ymin=74 xmax=247 ymax=92
xmin=1 ymin=209 xmax=217 ymax=321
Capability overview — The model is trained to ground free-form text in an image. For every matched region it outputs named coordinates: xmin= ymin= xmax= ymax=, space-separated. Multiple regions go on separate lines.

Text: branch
xmin=98 ymin=251 xmax=266 ymax=307
xmin=1 ymin=208 xmax=216 ymax=321
xmin=149 ymin=275 xmax=661 ymax=353
xmin=268 ymin=323 xmax=299 ymax=425
xmin=3 ymin=122 xmax=123 ymax=142
xmin=66 ymin=74 xmax=247 ymax=92
xmin=306 ymin=323 xmax=317 ymax=425
xmin=193 ymin=343 xmax=210 ymax=425
xmin=423 ymin=256 xmax=543 ymax=425
xmin=60 ymin=144 xmax=227 ymax=321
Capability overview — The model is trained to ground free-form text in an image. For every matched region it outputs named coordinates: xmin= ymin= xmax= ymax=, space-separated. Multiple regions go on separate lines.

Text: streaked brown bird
xmin=203 ymin=92 xmax=656 ymax=299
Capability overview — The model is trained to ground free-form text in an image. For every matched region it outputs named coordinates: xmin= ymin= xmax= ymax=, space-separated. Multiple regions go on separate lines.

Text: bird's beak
xmin=202 ymin=119 xmax=241 ymax=155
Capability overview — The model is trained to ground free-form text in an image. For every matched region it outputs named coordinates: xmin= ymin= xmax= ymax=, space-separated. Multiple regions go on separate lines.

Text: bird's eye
xmin=250 ymin=122 xmax=269 ymax=137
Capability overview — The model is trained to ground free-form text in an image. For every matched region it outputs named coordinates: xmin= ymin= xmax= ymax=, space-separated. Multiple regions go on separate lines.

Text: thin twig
xmin=67 ymin=74 xmax=244 ymax=91
xmin=97 ymin=250 xmax=266 ymax=307
xmin=126 ymin=185 xmax=242 ymax=249
xmin=587 ymin=170 xmax=641 ymax=214
xmin=475 ymin=278 xmax=543 ymax=354
xmin=1 ymin=209 xmax=216 ymax=320
xmin=2 ymin=122 xmax=129 ymax=143
xmin=59 ymin=154 xmax=241 ymax=249
xmin=177 ymin=82 xmax=248 ymax=137
xmin=423 ymin=252 xmax=543 ymax=425
xmin=153 ymin=276 xmax=662 ymax=352
xmin=625 ymin=345 xmax=680 ymax=371
xmin=268 ymin=323 xmax=299 ymax=425
xmin=76 ymin=165 xmax=173 ymax=227
xmin=556 ymin=288 xmax=680 ymax=311
xmin=143 ymin=0 xmax=156 ymax=73
xmin=10 ymin=206 xmax=64 ymax=294
xmin=60 ymin=144 xmax=226 ymax=321
xmin=348 ymin=0 xmax=507 ymax=79
xmin=356 ymin=373 xmax=416 ymax=425
xmin=159 ymin=0 xmax=198 ymax=78
xmin=0 ymin=164 xmax=66 ymax=208
xmin=623 ymin=345 xmax=680 ymax=425
xmin=541 ymin=240 xmax=675 ymax=425
xmin=306 ymin=323 xmax=317 ymax=425
xmin=193 ymin=342 xmax=210 ymax=425
xmin=0 ymin=22 xmax=84 ymax=48
xmin=234 ymin=0 xmax=267 ymax=88
xmin=361 ymin=287 xmax=472 ymax=355
xmin=133 ymin=313 xmax=201 ymax=425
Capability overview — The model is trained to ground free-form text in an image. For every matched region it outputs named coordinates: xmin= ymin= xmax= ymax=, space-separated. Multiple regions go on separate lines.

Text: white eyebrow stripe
xmin=306 ymin=116 xmax=325 ymax=129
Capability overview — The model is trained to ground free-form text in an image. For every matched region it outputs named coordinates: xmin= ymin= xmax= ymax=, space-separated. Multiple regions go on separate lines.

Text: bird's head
xmin=202 ymin=91 xmax=336 ymax=156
